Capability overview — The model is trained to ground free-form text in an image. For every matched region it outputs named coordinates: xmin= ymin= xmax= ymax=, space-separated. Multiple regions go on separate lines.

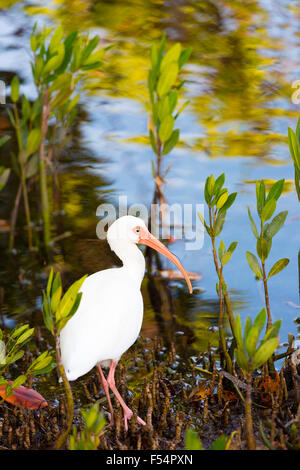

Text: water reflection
xmin=0 ymin=0 xmax=299 ymax=358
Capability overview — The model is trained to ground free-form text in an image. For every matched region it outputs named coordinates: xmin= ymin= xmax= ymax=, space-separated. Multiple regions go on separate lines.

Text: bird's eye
xmin=135 ymin=227 xmax=140 ymax=233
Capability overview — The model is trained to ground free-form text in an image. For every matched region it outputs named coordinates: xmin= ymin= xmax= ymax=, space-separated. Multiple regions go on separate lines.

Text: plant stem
xmin=39 ymin=88 xmax=51 ymax=248
xmin=54 ymin=329 xmax=74 ymax=450
xmin=209 ymin=206 xmax=233 ymax=373
xmin=262 ymin=261 xmax=272 ymax=330
xmin=245 ymin=371 xmax=256 ymax=450
xmin=9 ymin=181 xmax=22 ymax=252
xmin=14 ymin=104 xmax=33 ymax=250
xmin=20 ymin=165 xmax=33 ymax=250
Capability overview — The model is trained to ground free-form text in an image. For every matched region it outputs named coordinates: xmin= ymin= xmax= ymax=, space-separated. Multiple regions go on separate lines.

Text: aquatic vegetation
xmin=69 ymin=402 xmax=106 ymax=450
xmin=148 ymin=35 xmax=191 ymax=208
xmin=234 ymin=308 xmax=281 ymax=450
xmin=0 ymin=3 xmax=299 ymax=453
xmin=42 ymin=268 xmax=87 ymax=449
xmin=7 ymin=25 xmax=110 ymax=250
xmin=185 ymin=428 xmax=231 ymax=450
xmin=0 ymin=324 xmax=54 ymax=408
xmin=198 ymin=173 xmax=238 ymax=373
xmin=246 ymin=179 xmax=289 ymax=329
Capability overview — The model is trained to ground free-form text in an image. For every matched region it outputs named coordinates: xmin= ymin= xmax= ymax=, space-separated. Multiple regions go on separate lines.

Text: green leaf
xmin=49 ymin=72 xmax=72 ymax=94
xmin=56 ymin=30 xmax=78 ymax=75
xmin=264 ymin=211 xmax=288 ymax=240
xmin=162 ymin=129 xmax=179 ymax=155
xmin=11 ymin=76 xmax=20 ymax=103
xmin=10 ymin=324 xmax=29 ymax=339
xmin=47 ymin=268 xmax=54 ymax=298
xmin=211 ymin=435 xmax=228 ymax=450
xmin=149 ymin=130 xmax=157 ymax=155
xmin=294 ymin=165 xmax=300 ymax=201
xmin=256 ymin=237 xmax=272 ymax=261
xmin=216 ymin=191 xmax=229 ymax=210
xmin=288 ymin=127 xmax=300 ymax=168
xmin=197 ymin=211 xmax=211 ymax=236
xmin=21 ymin=96 xmax=31 ymax=122
xmin=248 ymin=207 xmax=259 ymax=239
xmin=234 ymin=315 xmax=243 ymax=348
xmin=219 ymin=192 xmax=237 ymax=213
xmin=246 ymin=251 xmax=263 ymax=279
xmin=25 ymin=154 xmax=39 ymax=179
xmin=57 ymin=275 xmax=87 ymax=322
xmin=26 ymin=128 xmax=42 ymax=155
xmin=157 ymin=96 xmax=170 ymax=122
xmin=265 ymin=179 xmax=285 ymax=203
xmin=267 ymin=258 xmax=289 ymax=279
xmin=256 ymin=180 xmax=265 ymax=217
xmin=228 ymin=241 xmax=238 ymax=254
xmin=16 ymin=328 xmax=34 ymax=345
xmin=213 ymin=173 xmax=225 ymax=198
xmin=174 ymin=99 xmax=190 ymax=119
xmin=178 ymin=47 xmax=192 ymax=68
xmin=235 ymin=346 xmax=249 ymax=372
xmin=49 ymin=25 xmax=64 ymax=54
xmin=252 ymin=338 xmax=279 ymax=369
xmin=160 ymin=43 xmax=181 ymax=71
xmin=81 ymin=36 xmax=100 ymax=64
xmin=42 ymin=290 xmax=54 ymax=333
xmin=157 ymin=62 xmax=178 ymax=97
xmin=263 ymin=320 xmax=281 ymax=343
xmin=43 ymin=43 xmax=65 ymax=75
xmin=218 ymin=240 xmax=226 ymax=261
xmin=253 ymin=308 xmax=267 ymax=335
xmin=215 ymin=211 xmax=226 ymax=236
xmin=159 ymin=115 xmax=174 ymax=142
xmin=0 ymin=136 xmax=10 ymax=148
xmin=185 ymin=428 xmax=203 ymax=450
xmin=11 ymin=375 xmax=27 ymax=389
xmin=168 ymin=90 xmax=178 ymax=113
xmin=245 ymin=325 xmax=260 ymax=358
xmin=244 ymin=316 xmax=252 ymax=339
xmin=206 ymin=174 xmax=215 ymax=199
xmin=50 ymin=272 xmax=62 ymax=313
xmin=261 ymin=199 xmax=276 ymax=222
xmin=221 ymin=251 xmax=232 ymax=266
xmin=0 ymin=168 xmax=10 ymax=191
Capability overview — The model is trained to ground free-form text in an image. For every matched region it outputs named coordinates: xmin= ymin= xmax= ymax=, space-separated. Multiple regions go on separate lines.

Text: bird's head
xmin=107 ymin=215 xmax=192 ymax=294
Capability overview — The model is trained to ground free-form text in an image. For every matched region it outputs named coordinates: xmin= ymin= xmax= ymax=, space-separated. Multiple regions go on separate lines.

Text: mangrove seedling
xmin=198 ymin=173 xmax=238 ymax=372
xmin=185 ymin=428 xmax=230 ymax=450
xmin=42 ymin=268 xmax=87 ymax=449
xmin=246 ymin=179 xmax=289 ymax=329
xmin=69 ymin=402 xmax=106 ymax=450
xmin=0 ymin=324 xmax=54 ymax=408
xmin=8 ymin=25 xmax=111 ymax=250
xmin=234 ymin=308 xmax=281 ymax=450
xmin=148 ymin=35 xmax=191 ymax=207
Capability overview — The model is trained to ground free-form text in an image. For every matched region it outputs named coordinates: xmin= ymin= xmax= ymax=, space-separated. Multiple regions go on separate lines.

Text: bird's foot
xmin=137 ymin=416 xmax=146 ymax=426
xmin=123 ymin=409 xmax=146 ymax=431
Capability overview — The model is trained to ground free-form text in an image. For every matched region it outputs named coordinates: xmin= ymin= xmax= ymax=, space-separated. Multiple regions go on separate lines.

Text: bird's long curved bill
xmin=139 ymin=230 xmax=193 ymax=294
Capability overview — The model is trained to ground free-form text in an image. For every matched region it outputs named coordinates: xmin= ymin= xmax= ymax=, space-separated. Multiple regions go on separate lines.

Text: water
xmin=0 ymin=0 xmax=300 ymax=362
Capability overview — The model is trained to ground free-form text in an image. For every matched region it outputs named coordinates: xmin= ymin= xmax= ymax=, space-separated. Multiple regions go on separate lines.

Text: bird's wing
xmin=60 ymin=268 xmax=143 ymax=379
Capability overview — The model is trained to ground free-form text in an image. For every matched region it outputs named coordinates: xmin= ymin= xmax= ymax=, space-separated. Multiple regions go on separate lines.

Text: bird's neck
xmin=113 ymin=242 xmax=146 ymax=287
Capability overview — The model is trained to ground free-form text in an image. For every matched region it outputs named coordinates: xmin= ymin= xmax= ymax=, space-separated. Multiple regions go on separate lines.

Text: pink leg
xmin=97 ymin=364 xmax=114 ymax=425
xmin=107 ymin=360 xmax=146 ymax=431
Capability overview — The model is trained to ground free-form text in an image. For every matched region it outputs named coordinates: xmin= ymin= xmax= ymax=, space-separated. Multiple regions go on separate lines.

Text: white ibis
xmin=60 ymin=215 xmax=192 ymax=429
